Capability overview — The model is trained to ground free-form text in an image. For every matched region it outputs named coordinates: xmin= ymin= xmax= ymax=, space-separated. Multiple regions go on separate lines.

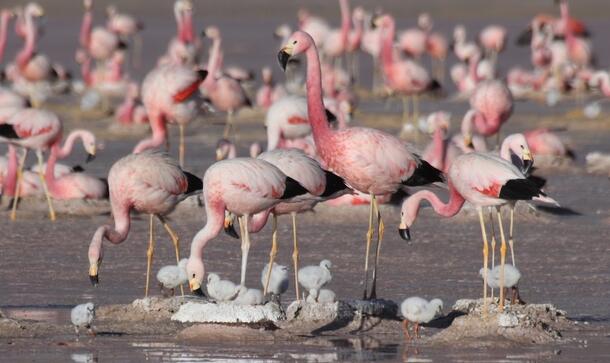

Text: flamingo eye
xmin=292 ymin=40 xmax=297 ymax=45
xmin=520 ymin=145 xmax=524 ymax=149
xmin=192 ymin=273 xmax=196 ymax=278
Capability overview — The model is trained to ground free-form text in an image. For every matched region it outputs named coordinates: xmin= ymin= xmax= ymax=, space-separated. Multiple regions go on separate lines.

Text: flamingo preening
xmin=278 ymin=30 xmax=444 ymax=299
xmin=87 ymin=151 xmax=202 ymax=297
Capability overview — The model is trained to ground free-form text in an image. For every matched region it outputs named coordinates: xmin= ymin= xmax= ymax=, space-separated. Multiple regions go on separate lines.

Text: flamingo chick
xmin=234 ymin=286 xmax=264 ymax=306
xmin=71 ymin=302 xmax=95 ymax=337
xmin=261 ymin=262 xmax=289 ymax=302
xmin=206 ymin=273 xmax=240 ymax=302
xmin=306 ymin=288 xmax=336 ymax=304
xmin=480 ymin=265 xmax=524 ymax=305
xmin=298 ymin=259 xmax=332 ymax=302
xmin=400 ymin=297 xmax=443 ymax=340
xmin=157 ymin=258 xmax=188 ymax=296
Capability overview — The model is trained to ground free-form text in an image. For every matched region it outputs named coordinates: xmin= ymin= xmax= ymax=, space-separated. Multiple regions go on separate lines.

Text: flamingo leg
xmin=488 ymin=209 xmax=497 ymax=300
xmin=223 ymin=110 xmax=234 ymax=139
xmin=158 ymin=215 xmax=184 ymax=296
xmin=145 ymin=214 xmax=155 ymax=297
xmin=496 ymin=206 xmax=508 ymax=310
xmin=362 ymin=193 xmax=375 ymax=299
xmin=415 ymin=322 xmax=420 ymax=339
xmin=369 ymin=195 xmax=384 ymax=300
xmin=402 ymin=319 xmax=411 ymax=340
xmin=509 ymin=204 xmax=516 ymax=266
xmin=179 ymin=125 xmax=185 ymax=168
xmin=10 ymin=148 xmax=28 ymax=221
xmin=239 ymin=214 xmax=251 ymax=286
xmin=413 ymin=94 xmax=419 ymax=129
xmin=35 ymin=150 xmax=56 ymax=221
xmin=263 ymin=213 xmax=278 ymax=296
xmin=401 ymin=97 xmax=410 ymax=126
xmin=291 ymin=211 xmax=301 ymax=301
xmin=477 ymin=207 xmax=490 ymax=315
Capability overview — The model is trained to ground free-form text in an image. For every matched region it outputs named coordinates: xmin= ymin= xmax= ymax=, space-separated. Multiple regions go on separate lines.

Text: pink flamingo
xmin=461 ymin=80 xmax=514 ymax=147
xmin=215 ymin=138 xmax=263 ymax=161
xmin=0 ymin=9 xmax=14 ymax=64
xmin=422 ymin=112 xmax=461 ymax=173
xmin=524 ymin=128 xmax=574 ymax=159
xmin=398 ymin=14 xmax=428 ymax=59
xmin=479 ymin=25 xmax=507 ymax=66
xmin=278 ymin=30 xmax=445 ymax=299
xmin=399 ymin=150 xmax=556 ymax=310
xmin=87 ymin=151 xmax=202 ymax=296
xmin=589 ymin=71 xmax=610 ymax=97
xmin=80 ymin=0 xmax=121 ymax=63
xmin=1 ymin=147 xmax=42 ymax=199
xmin=322 ymin=0 xmax=350 ymax=62
xmin=114 ymin=82 xmax=148 ymax=125
xmin=559 ymin=1 xmax=592 ymax=68
xmin=0 ymin=88 xmax=28 ymax=123
xmin=265 ymin=96 xmax=311 ymax=151
xmin=230 ymin=149 xmax=349 ymax=300
xmin=134 ymin=65 xmax=207 ymax=167
xmin=255 ymin=67 xmax=287 ymax=110
xmin=345 ymin=7 xmax=365 ymax=81
xmin=186 ymin=158 xmax=308 ymax=295
xmin=452 ymin=25 xmax=481 ymax=63
xmin=158 ymin=0 xmax=197 ymax=66
xmin=298 ymin=8 xmax=330 ymax=49
xmin=200 ymin=26 xmax=251 ymax=138
xmin=376 ymin=15 xmax=440 ymax=129
xmin=0 ymin=109 xmax=98 ymax=220
xmin=106 ymin=5 xmax=143 ymax=68
xmin=360 ymin=11 xmax=383 ymax=92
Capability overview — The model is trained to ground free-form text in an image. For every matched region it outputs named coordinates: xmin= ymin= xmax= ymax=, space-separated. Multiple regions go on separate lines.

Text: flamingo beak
xmin=89 ymin=264 xmax=99 ymax=286
xmin=398 ymin=223 xmax=411 ymax=241
xmin=522 ymin=151 xmax=534 ymax=174
xmin=215 ymin=148 xmax=224 ymax=161
xmin=277 ymin=46 xmax=293 ymax=71
xmin=189 ymin=278 xmax=204 ymax=296
xmin=224 ymin=213 xmax=240 ymax=239
xmin=464 ymin=134 xmax=474 ymax=149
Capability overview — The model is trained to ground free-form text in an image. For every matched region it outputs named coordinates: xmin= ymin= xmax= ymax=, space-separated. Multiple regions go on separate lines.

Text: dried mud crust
xmin=427 ymin=298 xmax=576 ymax=347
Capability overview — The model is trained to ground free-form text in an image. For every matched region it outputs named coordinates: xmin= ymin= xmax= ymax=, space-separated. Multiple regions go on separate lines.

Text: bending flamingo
xmin=186 ymin=158 xmax=308 ymax=295
xmin=134 ymin=65 xmax=207 ymax=167
xmin=399 ymin=151 xmax=556 ymax=310
xmin=278 ymin=30 xmax=444 ymax=299
xmin=87 ymin=151 xmax=202 ymax=296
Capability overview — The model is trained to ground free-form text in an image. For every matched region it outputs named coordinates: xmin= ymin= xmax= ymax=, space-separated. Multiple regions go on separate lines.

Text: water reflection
xmin=71 ymin=352 xmax=98 ymax=363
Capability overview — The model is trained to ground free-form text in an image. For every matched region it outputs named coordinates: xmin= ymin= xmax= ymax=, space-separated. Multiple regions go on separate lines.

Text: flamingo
xmin=87 ymin=151 xmax=202 ymax=296
xmin=297 ymin=8 xmax=330 ymax=49
xmin=278 ymin=30 xmax=445 ymax=299
xmin=265 ymin=96 xmax=309 ymax=151
xmin=588 ymin=71 xmax=610 ymax=97
xmin=0 ymin=109 xmax=98 ymax=220
xmin=559 ymin=0 xmax=592 ymax=69
xmin=376 ymin=15 xmax=440 ymax=131
xmin=159 ymin=0 xmax=198 ymax=66
xmin=106 ymin=5 xmax=143 ymax=68
xmin=322 ymin=0 xmax=350 ymax=63
xmin=398 ymin=14 xmax=428 ymax=59
xmin=422 ymin=112 xmax=462 ymax=173
xmin=398 ymin=151 xmax=557 ymax=311
xmin=0 ymin=88 xmax=28 ymax=123
xmin=225 ymin=149 xmax=349 ymax=300
xmin=524 ymin=128 xmax=574 ymax=159
xmin=452 ymin=25 xmax=481 ymax=63
xmin=200 ymin=26 xmax=251 ymax=138
xmin=186 ymin=158 xmax=308 ymax=295
xmin=134 ymin=65 xmax=207 ymax=167
xmin=255 ymin=67 xmax=287 ymax=110
xmin=346 ymin=7 xmax=365 ymax=82
xmin=479 ymin=25 xmax=507 ymax=66
xmin=461 ymin=80 xmax=514 ymax=147
xmin=80 ymin=0 xmax=121 ymax=63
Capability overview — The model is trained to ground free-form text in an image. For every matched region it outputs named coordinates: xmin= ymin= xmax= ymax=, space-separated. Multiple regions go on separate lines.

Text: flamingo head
xmin=426 ymin=111 xmax=450 ymax=135
xmin=203 ymin=26 xmax=220 ymax=40
xmin=81 ymin=130 xmax=98 ymax=162
xmin=398 ymin=198 xmax=419 ymax=241
xmin=88 ymin=226 xmax=106 ymax=286
xmin=352 ymin=7 xmax=365 ymax=22
xmin=502 ymin=133 xmax=534 ymax=174
xmin=25 ymin=2 xmax=44 ymax=18
xmin=417 ymin=13 xmax=433 ymax=32
xmin=187 ymin=257 xmax=206 ymax=296
xmin=371 ymin=14 xmax=393 ymax=30
xmin=215 ymin=138 xmax=234 ymax=161
xmin=277 ymin=31 xmax=314 ymax=71
xmin=222 ymin=211 xmax=240 ymax=239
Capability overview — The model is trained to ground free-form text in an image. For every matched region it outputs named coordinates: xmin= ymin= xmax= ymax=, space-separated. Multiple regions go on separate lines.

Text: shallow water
xmin=2 ymin=0 xmax=610 ymax=361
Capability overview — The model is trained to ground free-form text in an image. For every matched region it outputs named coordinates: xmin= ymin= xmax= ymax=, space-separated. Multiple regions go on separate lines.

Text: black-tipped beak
xmin=192 ymin=287 xmax=205 ymax=297
xmin=86 ymin=153 xmax=95 ymax=163
xmin=399 ymin=228 xmax=411 ymax=241
xmin=325 ymin=109 xmax=337 ymax=123
xmin=278 ymin=50 xmax=290 ymax=71
xmin=89 ymin=274 xmax=99 ymax=286
xmin=197 ymin=69 xmax=208 ymax=81
xmin=224 ymin=221 xmax=240 ymax=239
xmin=522 ymin=158 xmax=533 ymax=175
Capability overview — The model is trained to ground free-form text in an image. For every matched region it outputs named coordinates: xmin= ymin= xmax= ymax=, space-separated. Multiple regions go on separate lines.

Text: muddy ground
xmin=1 ymin=0 xmax=610 ymax=362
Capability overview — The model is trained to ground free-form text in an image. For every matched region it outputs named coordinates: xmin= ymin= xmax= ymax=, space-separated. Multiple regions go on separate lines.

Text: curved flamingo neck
xmin=462 ymin=109 xmax=498 ymax=136
xmin=44 ymin=144 xmax=60 ymax=187
xmin=189 ymin=198 xmax=224 ymax=260
xmin=404 ymin=185 xmax=465 ymax=222
xmin=17 ymin=10 xmax=36 ymax=68
xmin=133 ymin=112 xmax=167 ymax=153
xmin=182 ymin=9 xmax=194 ymax=43
xmin=88 ymin=205 xmax=131 ymax=266
xmin=203 ymin=36 xmax=221 ymax=88
xmin=80 ymin=8 xmax=92 ymax=49
xmin=249 ymin=209 xmax=272 ymax=233
xmin=379 ymin=20 xmax=395 ymax=76
xmin=4 ymin=145 xmax=18 ymax=197
xmin=431 ymin=127 xmax=446 ymax=170
xmin=175 ymin=4 xmax=185 ymax=42
xmin=116 ymin=94 xmax=136 ymax=124
xmin=57 ymin=130 xmax=89 ymax=159
xmin=0 ymin=12 xmax=10 ymax=63
xmin=305 ymin=40 xmax=333 ymax=146
xmin=339 ymin=0 xmax=350 ymax=51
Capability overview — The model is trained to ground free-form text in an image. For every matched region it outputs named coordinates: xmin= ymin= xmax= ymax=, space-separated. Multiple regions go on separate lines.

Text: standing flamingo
xmin=200 ymin=26 xmax=251 ymax=138
xmin=106 ymin=5 xmax=143 ymax=68
xmin=134 ymin=66 xmax=207 ymax=167
xmin=322 ymin=0 xmax=350 ymax=63
xmin=559 ymin=1 xmax=592 ymax=69
xmin=224 ymin=149 xmax=349 ymax=300
xmin=255 ymin=67 xmax=287 ymax=110
xmin=399 ymin=151 xmax=556 ymax=310
xmin=278 ymin=30 xmax=445 ymax=299
xmin=87 ymin=151 xmax=202 ymax=296
xmin=186 ymin=158 xmax=308 ymax=295
xmin=479 ymin=25 xmax=507 ymax=66
xmin=159 ymin=0 xmax=197 ymax=66
xmin=461 ymin=80 xmax=514 ymax=147
xmin=376 ymin=15 xmax=440 ymax=131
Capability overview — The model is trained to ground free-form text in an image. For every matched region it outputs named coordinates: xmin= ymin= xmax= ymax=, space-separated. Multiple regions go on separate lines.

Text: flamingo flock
xmin=1 ymin=0 xmax=608 ymax=344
